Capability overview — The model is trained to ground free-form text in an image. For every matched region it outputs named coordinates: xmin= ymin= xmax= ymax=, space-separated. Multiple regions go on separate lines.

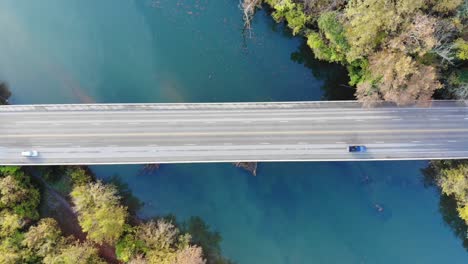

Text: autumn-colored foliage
xmin=244 ymin=0 xmax=466 ymax=104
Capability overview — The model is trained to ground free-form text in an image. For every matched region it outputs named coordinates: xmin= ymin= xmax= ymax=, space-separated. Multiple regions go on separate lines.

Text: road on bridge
xmin=0 ymin=101 xmax=467 ymax=165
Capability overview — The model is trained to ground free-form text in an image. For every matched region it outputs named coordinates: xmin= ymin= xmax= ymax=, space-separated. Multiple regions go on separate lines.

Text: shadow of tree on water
xmin=161 ymin=214 xmax=235 ymax=264
xmin=105 ymin=175 xmax=144 ymax=216
xmin=290 ymin=41 xmax=355 ymax=101
xmin=422 ymin=161 xmax=468 ymax=251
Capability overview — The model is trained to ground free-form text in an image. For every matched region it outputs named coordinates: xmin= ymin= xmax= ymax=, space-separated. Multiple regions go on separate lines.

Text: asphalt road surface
xmin=0 ymin=101 xmax=467 ymax=165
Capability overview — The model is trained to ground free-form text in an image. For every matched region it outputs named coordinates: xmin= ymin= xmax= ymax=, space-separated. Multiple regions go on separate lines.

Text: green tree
xmin=267 ymin=0 xmax=310 ymax=35
xmin=307 ymin=32 xmax=336 ymax=62
xmin=0 ymin=235 xmax=24 ymax=264
xmin=344 ymin=0 xmax=427 ymax=61
xmin=68 ymin=166 xmax=93 ymax=187
xmin=43 ymin=241 xmax=106 ymax=264
xmin=317 ymin=11 xmax=349 ymax=62
xmin=71 ymin=181 xmax=128 ymax=245
xmin=119 ymin=219 xmax=206 ymax=264
xmin=23 ymin=218 xmax=64 ymax=260
xmin=455 ymin=39 xmax=468 ymax=60
xmin=427 ymin=161 xmax=468 ymax=225
xmin=430 ymin=0 xmax=463 ymax=13
xmin=0 ymin=211 xmax=23 ymax=238
xmin=0 ymin=172 xmax=40 ymax=220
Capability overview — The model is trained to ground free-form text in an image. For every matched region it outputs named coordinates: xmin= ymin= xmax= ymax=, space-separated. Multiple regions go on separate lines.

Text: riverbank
xmin=246 ymin=0 xmax=467 ymax=105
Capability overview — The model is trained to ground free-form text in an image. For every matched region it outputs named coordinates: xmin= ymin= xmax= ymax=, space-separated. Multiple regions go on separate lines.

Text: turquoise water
xmin=91 ymin=162 xmax=468 ymax=263
xmin=0 ymin=0 xmax=467 ymax=263
xmin=0 ymin=0 xmax=348 ymax=104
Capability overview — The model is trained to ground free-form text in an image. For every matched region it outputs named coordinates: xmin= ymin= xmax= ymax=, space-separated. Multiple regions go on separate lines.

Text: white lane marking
xmin=260 ymin=142 xmax=270 ymax=145
xmin=204 ymin=121 xmax=215 ymax=124
xmin=465 ymin=117 xmax=468 ymax=120
xmin=297 ymin=142 xmax=308 ymax=144
xmin=335 ymin=141 xmax=346 ymax=144
xmin=92 ymin=123 xmax=101 ymax=125
xmin=184 ymin=144 xmax=197 ymax=146
xmin=448 ymin=140 xmax=457 ymax=143
xmin=375 ymin=141 xmax=385 ymax=143
xmin=392 ymin=118 xmax=402 ymax=121
xmin=429 ymin=118 xmax=440 ymax=121
xmin=223 ymin=143 xmax=233 ymax=145
xmin=412 ymin=141 xmax=421 ymax=143
xmin=128 ymin=122 xmax=140 ymax=125
xmin=280 ymin=120 xmax=289 ymax=123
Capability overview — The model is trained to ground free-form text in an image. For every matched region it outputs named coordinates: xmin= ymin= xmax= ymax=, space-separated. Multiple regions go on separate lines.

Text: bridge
xmin=0 ymin=100 xmax=467 ymax=165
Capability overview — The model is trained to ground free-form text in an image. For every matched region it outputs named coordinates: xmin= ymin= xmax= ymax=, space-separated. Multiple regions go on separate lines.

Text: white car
xmin=21 ymin=150 xmax=38 ymax=157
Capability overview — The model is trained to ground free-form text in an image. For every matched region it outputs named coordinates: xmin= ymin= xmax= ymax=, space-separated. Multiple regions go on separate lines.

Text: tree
xmin=268 ymin=0 xmax=310 ymax=35
xmin=23 ymin=218 xmax=64 ymax=260
xmin=119 ymin=219 xmax=206 ymax=264
xmin=0 ymin=236 xmax=24 ymax=264
xmin=307 ymin=32 xmax=337 ymax=62
xmin=356 ymin=49 xmax=441 ymax=105
xmin=303 ymin=0 xmax=347 ymax=19
xmin=71 ymin=181 xmax=128 ymax=245
xmin=428 ymin=162 xmax=468 ymax=225
xmin=387 ymin=13 xmax=437 ymax=56
xmin=344 ymin=0 xmax=429 ymax=61
xmin=0 ymin=211 xmax=23 ymax=238
xmin=43 ymin=241 xmax=106 ymax=264
xmin=455 ymin=39 xmax=468 ymax=60
xmin=0 ymin=173 xmax=40 ymax=220
xmin=174 ymin=246 xmax=206 ymax=264
xmin=344 ymin=0 xmax=398 ymax=61
xmin=430 ymin=0 xmax=463 ymax=13
xmin=306 ymin=11 xmax=349 ymax=63
xmin=68 ymin=166 xmax=93 ymax=187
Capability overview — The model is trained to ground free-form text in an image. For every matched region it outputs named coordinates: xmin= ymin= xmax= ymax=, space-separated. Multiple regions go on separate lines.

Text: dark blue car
xmin=348 ymin=145 xmax=367 ymax=153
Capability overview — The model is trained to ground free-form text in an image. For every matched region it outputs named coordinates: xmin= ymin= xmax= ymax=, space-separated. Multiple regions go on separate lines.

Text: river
xmin=0 ymin=0 xmax=467 ymax=263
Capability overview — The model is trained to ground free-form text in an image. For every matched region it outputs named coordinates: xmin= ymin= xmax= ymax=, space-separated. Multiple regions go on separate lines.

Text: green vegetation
xmin=0 ymin=165 xmax=232 ymax=263
xmin=116 ymin=219 xmax=205 ymax=263
xmin=245 ymin=0 xmax=467 ymax=105
xmin=0 ymin=166 xmax=40 ymax=220
xmin=44 ymin=241 xmax=106 ymax=264
xmin=180 ymin=216 xmax=233 ymax=264
xmin=425 ymin=161 xmax=468 ymax=224
xmin=0 ymin=166 xmax=106 ymax=263
xmin=105 ymin=175 xmax=144 ymax=215
xmin=424 ymin=160 xmax=468 ymax=249
xmin=71 ymin=181 xmax=128 ymax=245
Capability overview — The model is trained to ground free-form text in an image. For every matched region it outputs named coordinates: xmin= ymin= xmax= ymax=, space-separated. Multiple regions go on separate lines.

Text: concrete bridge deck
xmin=0 ymin=100 xmax=467 ymax=165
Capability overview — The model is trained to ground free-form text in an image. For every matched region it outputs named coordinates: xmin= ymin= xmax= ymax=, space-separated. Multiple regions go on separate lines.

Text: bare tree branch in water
xmin=240 ymin=0 xmax=262 ymax=36
xmin=139 ymin=164 xmax=160 ymax=175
